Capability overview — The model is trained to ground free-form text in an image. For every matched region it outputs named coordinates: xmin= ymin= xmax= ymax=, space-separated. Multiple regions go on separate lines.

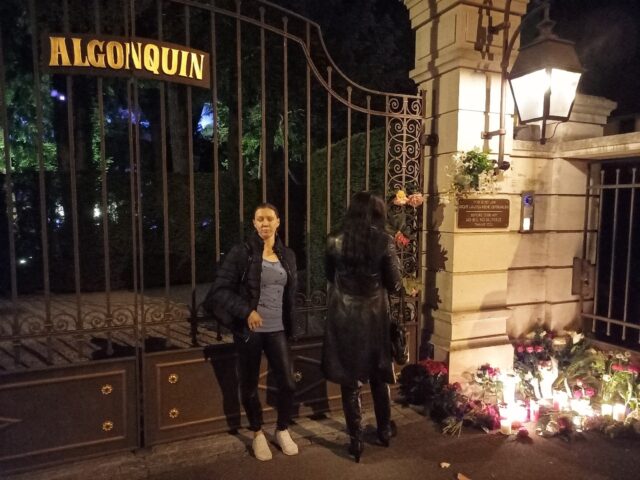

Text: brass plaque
xmin=457 ymin=198 xmax=510 ymax=228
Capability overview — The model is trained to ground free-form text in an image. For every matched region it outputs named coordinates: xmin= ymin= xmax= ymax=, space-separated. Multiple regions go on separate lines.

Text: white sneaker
xmin=252 ymin=431 xmax=273 ymax=461
xmin=275 ymin=429 xmax=299 ymax=456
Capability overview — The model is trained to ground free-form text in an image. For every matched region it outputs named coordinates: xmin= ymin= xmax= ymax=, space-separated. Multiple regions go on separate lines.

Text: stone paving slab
xmin=5 ymin=403 xmax=418 ymax=480
xmin=7 ymin=403 xmax=640 ymax=480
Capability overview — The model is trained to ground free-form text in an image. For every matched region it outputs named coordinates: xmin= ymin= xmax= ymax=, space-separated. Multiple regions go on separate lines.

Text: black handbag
xmin=390 ymin=290 xmax=409 ymax=365
xmin=390 ymin=319 xmax=409 ymax=365
xmin=201 ymin=243 xmax=252 ymax=330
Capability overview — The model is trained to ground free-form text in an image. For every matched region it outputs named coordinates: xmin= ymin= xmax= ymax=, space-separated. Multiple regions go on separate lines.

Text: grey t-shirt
xmin=254 ymin=258 xmax=287 ymax=333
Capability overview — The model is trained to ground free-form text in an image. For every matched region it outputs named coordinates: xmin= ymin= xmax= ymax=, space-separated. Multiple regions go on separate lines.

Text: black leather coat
xmin=322 ymin=228 xmax=402 ymax=388
xmin=210 ymin=231 xmax=298 ymax=339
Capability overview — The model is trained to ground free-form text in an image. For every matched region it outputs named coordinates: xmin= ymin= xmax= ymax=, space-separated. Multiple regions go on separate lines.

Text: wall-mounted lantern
xmin=482 ymin=0 xmax=583 ymax=168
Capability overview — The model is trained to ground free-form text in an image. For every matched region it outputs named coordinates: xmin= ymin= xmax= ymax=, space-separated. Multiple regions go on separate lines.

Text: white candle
xmin=600 ymin=403 xmax=613 ymax=416
xmin=552 ymin=391 xmax=569 ymax=411
xmin=613 ymin=403 xmax=626 ymax=422
xmin=514 ymin=403 xmax=529 ymax=424
xmin=500 ymin=419 xmax=512 ymax=435
xmin=539 ymin=369 xmax=556 ymax=400
xmin=499 ymin=403 xmax=511 ymax=420
xmin=529 ymin=400 xmax=540 ymax=422
xmin=572 ymin=415 xmax=583 ymax=430
xmin=570 ymin=398 xmax=591 ymax=416
xmin=501 ymin=374 xmax=518 ymax=404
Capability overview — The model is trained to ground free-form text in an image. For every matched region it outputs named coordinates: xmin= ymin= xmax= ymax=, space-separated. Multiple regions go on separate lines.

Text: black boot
xmin=348 ymin=431 xmax=364 ymax=463
xmin=371 ymin=379 xmax=393 ymax=447
xmin=341 ymin=385 xmax=364 ymax=462
xmin=377 ymin=421 xmax=397 ymax=447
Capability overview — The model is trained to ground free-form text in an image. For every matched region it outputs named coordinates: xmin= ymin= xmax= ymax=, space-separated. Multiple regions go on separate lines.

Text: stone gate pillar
xmin=404 ymin=0 xmax=530 ymax=381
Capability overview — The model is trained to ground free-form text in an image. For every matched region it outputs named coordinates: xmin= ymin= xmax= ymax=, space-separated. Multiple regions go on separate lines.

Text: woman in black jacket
xmin=210 ymin=203 xmax=298 ymax=461
xmin=322 ymin=191 xmax=403 ymax=463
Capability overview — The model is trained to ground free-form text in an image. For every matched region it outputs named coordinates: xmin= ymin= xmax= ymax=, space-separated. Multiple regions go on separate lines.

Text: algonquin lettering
xmin=44 ymin=35 xmax=210 ymax=88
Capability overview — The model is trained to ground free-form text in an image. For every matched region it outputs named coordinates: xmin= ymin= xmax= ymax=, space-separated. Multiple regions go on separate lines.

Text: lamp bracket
xmin=420 ymin=133 xmax=439 ymax=147
xmin=481 ymin=129 xmax=506 ymax=140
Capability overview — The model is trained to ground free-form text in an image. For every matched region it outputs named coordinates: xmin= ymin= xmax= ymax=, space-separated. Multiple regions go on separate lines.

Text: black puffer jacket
xmin=322 ymin=228 xmax=402 ymax=388
xmin=210 ymin=231 xmax=298 ymax=339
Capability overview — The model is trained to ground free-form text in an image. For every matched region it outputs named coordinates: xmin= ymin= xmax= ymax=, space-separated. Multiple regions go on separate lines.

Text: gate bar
xmin=622 ymin=168 xmax=636 ymax=341
xmin=326 ymin=67 xmax=332 ymax=233
xmin=0 ymin=22 xmax=21 ymax=365
xmin=365 ymin=96 xmax=371 ymax=191
xmin=95 ymin=0 xmax=114 ymax=355
xmin=211 ymin=0 xmax=221 ymax=262
xmin=283 ymin=16 xmax=289 ymax=244
xmin=260 ymin=7 xmax=267 ymax=202
xmin=126 ymin=0 xmax=144 ymax=450
xmin=63 ymin=0 xmax=85 ymax=351
xmin=384 ymin=95 xmax=389 ymax=200
xmin=185 ymin=5 xmax=197 ymax=315
xmin=606 ymin=169 xmax=620 ymax=322
xmin=346 ymin=87 xmax=351 ymax=207
xmin=28 ymin=0 xmax=53 ymax=363
xmin=235 ymin=0 xmax=244 ymax=237
xmin=305 ymin=22 xmax=311 ymax=297
xmin=158 ymin=0 xmax=172 ymax=313
xmin=591 ymin=169 xmax=604 ymax=333
xmin=0 ymin=26 xmax=17 ymax=304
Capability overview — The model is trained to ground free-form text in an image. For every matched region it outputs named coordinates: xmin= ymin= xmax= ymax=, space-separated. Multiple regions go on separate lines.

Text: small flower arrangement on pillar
xmin=443 ymin=148 xmax=500 ymax=203
xmin=387 ymin=183 xmax=423 ymax=289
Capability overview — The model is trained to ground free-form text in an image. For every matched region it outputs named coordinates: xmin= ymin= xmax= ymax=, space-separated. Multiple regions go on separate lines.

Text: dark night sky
xmin=544 ymin=0 xmax=640 ymax=116
xmin=291 ymin=0 xmax=640 ymax=116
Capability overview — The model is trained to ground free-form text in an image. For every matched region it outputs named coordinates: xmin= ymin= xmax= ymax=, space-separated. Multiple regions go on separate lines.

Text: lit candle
xmin=539 ymin=368 xmax=556 ymax=400
xmin=600 ymin=403 xmax=613 ymax=416
xmin=498 ymin=403 xmax=511 ymax=420
xmin=572 ymin=415 xmax=583 ymax=430
xmin=552 ymin=391 xmax=569 ymax=411
xmin=571 ymin=399 xmax=591 ymax=416
xmin=529 ymin=400 xmax=540 ymax=422
xmin=514 ymin=402 xmax=529 ymax=424
xmin=613 ymin=403 xmax=626 ymax=422
xmin=501 ymin=374 xmax=518 ymax=404
xmin=500 ymin=418 xmax=512 ymax=435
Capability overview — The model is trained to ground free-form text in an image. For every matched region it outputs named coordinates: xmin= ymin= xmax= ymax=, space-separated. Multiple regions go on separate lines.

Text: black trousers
xmin=235 ymin=331 xmax=296 ymax=432
xmin=340 ymin=379 xmax=391 ymax=437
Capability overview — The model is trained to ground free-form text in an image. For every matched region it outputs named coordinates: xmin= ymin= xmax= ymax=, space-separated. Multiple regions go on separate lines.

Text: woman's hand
xmin=247 ymin=310 xmax=263 ymax=330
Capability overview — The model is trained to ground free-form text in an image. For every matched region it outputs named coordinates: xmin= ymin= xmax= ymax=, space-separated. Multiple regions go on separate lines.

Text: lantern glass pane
xmin=510 ymin=69 xmax=549 ymax=123
xmin=549 ymin=69 xmax=581 ymax=118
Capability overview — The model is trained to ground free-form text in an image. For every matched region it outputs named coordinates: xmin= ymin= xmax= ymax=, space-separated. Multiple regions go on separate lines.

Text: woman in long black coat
xmin=322 ymin=191 xmax=403 ymax=462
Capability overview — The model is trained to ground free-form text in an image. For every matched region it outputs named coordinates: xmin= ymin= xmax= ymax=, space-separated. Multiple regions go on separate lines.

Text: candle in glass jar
xmin=552 ymin=390 xmax=569 ymax=410
xmin=529 ymin=400 xmax=540 ymax=422
xmin=612 ymin=403 xmax=626 ymax=422
xmin=501 ymin=374 xmax=518 ymax=404
xmin=514 ymin=403 xmax=529 ymax=423
xmin=572 ymin=415 xmax=583 ymax=430
xmin=500 ymin=418 xmax=512 ymax=435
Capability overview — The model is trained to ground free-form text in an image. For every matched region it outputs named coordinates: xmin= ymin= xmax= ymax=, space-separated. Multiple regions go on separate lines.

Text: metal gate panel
xmin=580 ymin=161 xmax=640 ymax=349
xmin=143 ymin=339 xmax=346 ymax=445
xmin=0 ymin=359 xmax=138 ymax=474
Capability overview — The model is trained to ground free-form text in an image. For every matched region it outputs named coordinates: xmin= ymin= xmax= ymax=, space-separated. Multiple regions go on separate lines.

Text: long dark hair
xmin=342 ymin=191 xmax=386 ymax=271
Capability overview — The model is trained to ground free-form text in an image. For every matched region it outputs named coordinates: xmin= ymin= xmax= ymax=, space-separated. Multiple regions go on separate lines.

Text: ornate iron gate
xmin=579 ymin=160 xmax=640 ymax=349
xmin=0 ymin=0 xmax=424 ymax=472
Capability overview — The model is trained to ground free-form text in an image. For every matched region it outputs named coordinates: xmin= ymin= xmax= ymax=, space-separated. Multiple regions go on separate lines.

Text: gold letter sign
xmin=42 ymin=34 xmax=210 ymax=89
